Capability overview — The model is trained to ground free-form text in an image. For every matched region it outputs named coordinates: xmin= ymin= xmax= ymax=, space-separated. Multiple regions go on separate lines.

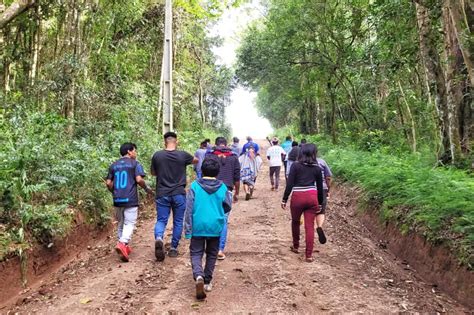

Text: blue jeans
xmin=219 ymin=212 xmax=230 ymax=251
xmin=154 ymin=194 xmax=186 ymax=249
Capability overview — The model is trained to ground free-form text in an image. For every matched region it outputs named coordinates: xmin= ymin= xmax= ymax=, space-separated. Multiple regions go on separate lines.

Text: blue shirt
xmin=107 ymin=157 xmax=146 ymax=207
xmin=281 ymin=140 xmax=292 ymax=154
xmin=242 ymin=141 xmax=260 ymax=154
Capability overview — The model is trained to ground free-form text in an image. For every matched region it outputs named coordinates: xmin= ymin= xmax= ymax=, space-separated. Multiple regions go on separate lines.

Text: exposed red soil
xmin=0 ymin=214 xmax=112 ymax=307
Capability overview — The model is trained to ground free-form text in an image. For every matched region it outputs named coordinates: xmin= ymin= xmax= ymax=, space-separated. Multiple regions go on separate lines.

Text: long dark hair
xmin=298 ymin=143 xmax=318 ymax=165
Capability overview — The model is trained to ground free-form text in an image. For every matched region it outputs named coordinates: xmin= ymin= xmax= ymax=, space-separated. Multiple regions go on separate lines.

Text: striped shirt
xmin=282 ymin=162 xmax=324 ymax=204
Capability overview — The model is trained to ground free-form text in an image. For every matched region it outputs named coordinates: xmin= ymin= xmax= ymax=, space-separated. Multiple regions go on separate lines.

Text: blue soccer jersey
xmin=107 ymin=157 xmax=146 ymax=207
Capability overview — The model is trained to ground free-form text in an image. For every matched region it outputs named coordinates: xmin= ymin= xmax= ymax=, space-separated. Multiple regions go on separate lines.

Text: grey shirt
xmin=194 ymin=148 xmax=207 ymax=172
xmin=317 ymin=158 xmax=332 ymax=190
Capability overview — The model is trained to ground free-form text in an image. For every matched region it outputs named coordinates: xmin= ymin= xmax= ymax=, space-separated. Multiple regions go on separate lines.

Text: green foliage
xmin=0 ymin=0 xmax=237 ymax=261
xmin=237 ymin=0 xmax=472 ymax=163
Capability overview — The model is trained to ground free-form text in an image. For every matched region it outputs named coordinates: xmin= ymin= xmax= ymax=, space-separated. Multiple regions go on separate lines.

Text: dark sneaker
xmin=168 ymin=247 xmax=178 ymax=257
xmin=155 ymin=238 xmax=165 ymax=261
xmin=317 ymin=227 xmax=327 ymax=244
xmin=196 ymin=276 xmax=206 ymax=300
xmin=245 ymin=193 xmax=250 ymax=200
xmin=115 ymin=242 xmax=129 ymax=262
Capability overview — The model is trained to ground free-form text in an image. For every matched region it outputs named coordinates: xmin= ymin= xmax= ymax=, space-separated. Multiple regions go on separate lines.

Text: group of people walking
xmin=106 ymin=132 xmax=332 ymax=300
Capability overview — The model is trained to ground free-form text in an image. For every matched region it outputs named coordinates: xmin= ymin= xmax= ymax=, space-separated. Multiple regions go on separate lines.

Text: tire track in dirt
xmin=3 ymin=141 xmax=469 ymax=313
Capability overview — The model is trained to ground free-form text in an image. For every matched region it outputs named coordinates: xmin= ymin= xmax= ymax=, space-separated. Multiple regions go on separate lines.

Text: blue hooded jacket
xmin=184 ymin=178 xmax=232 ymax=238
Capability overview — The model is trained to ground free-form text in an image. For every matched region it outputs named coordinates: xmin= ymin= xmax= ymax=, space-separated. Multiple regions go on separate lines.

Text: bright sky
xmin=210 ymin=1 xmax=273 ymax=140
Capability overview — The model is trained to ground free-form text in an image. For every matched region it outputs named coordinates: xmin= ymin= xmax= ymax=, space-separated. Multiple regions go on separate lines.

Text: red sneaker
xmin=115 ymin=242 xmax=129 ymax=262
xmin=126 ymin=244 xmax=132 ymax=255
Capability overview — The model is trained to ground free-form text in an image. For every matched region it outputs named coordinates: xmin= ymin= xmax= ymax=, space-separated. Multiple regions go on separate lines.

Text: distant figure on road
xmin=266 ymin=137 xmax=286 ymax=191
xmin=239 ymin=145 xmax=263 ymax=200
xmin=106 ymin=143 xmax=154 ymax=262
xmin=281 ymin=136 xmax=293 ymax=179
xmin=230 ymin=136 xmax=242 ymax=156
xmin=286 ymin=141 xmax=299 ymax=177
xmin=204 ymin=138 xmax=212 ymax=150
xmin=194 ymin=141 xmax=208 ymax=179
xmin=242 ymin=136 xmax=260 ymax=155
xmin=281 ymin=143 xmax=324 ymax=262
xmin=151 ymin=132 xmax=198 ymax=262
xmin=184 ymin=157 xmax=232 ymax=301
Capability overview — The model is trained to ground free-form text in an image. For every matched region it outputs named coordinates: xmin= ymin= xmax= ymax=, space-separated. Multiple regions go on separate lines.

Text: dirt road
xmin=3 ymin=143 xmax=469 ymax=313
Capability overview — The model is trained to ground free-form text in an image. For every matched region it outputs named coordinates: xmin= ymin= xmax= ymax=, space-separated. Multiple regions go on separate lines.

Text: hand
xmin=233 ymin=194 xmax=239 ymax=203
xmin=146 ymin=187 xmax=155 ymax=198
xmin=281 ymin=202 xmax=287 ymax=210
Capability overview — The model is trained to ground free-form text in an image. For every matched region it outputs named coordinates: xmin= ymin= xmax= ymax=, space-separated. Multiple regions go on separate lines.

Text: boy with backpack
xmin=184 ymin=157 xmax=232 ymax=301
xmin=106 ymin=143 xmax=154 ymax=262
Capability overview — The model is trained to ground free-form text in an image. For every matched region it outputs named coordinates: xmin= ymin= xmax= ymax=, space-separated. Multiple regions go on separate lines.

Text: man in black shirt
xmin=151 ymin=132 xmax=198 ymax=261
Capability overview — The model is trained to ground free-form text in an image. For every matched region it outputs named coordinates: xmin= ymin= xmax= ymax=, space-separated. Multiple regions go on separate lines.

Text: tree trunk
xmin=447 ymin=0 xmax=474 ymax=87
xmin=29 ymin=2 xmax=41 ymax=87
xmin=328 ymin=82 xmax=337 ymax=144
xmin=398 ymin=81 xmax=417 ymax=153
xmin=442 ymin=1 xmax=465 ymax=163
xmin=415 ymin=2 xmax=451 ymax=162
xmin=198 ymin=80 xmax=206 ymax=125
xmin=0 ymin=0 xmax=36 ymax=29
xmin=64 ymin=0 xmax=81 ymax=133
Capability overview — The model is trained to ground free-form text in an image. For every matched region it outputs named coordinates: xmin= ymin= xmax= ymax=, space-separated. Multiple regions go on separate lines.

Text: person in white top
xmin=266 ymin=137 xmax=286 ymax=191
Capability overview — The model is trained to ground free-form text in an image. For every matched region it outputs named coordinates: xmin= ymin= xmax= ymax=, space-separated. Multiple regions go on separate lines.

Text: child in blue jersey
xmin=106 ymin=143 xmax=153 ymax=262
xmin=184 ymin=157 xmax=232 ymax=301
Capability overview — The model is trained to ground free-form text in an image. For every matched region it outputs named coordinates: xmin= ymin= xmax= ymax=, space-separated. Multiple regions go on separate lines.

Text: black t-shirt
xmin=151 ymin=149 xmax=194 ymax=197
xmin=107 ymin=157 xmax=146 ymax=207
xmin=288 ymin=146 xmax=300 ymax=161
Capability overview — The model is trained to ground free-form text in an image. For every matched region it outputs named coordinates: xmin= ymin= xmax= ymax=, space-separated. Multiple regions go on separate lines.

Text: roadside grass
xmin=278 ymin=132 xmax=474 ymax=268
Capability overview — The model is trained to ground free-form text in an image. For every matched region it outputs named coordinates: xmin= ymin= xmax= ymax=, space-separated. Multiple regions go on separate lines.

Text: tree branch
xmin=0 ymin=0 xmax=36 ymax=29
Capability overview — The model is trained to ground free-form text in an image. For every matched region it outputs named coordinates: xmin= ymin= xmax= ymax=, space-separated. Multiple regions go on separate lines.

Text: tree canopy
xmin=237 ymin=0 xmax=473 ymax=166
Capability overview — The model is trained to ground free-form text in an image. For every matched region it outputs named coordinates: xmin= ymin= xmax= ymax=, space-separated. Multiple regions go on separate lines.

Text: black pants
xmin=190 ymin=236 xmax=220 ymax=284
xmin=269 ymin=166 xmax=281 ymax=188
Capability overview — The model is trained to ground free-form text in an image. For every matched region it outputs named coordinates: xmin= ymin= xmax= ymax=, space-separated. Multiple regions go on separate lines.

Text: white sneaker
xmin=204 ymin=283 xmax=213 ymax=292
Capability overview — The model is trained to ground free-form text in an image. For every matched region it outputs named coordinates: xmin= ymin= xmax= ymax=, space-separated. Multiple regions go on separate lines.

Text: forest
xmin=0 ymin=0 xmax=238 ymax=261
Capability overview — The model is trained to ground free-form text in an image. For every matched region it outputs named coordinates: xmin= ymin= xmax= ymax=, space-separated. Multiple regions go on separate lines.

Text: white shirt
xmin=266 ymin=145 xmax=286 ymax=167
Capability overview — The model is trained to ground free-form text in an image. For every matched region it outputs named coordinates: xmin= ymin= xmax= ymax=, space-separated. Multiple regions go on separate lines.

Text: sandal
xmin=245 ymin=193 xmax=250 ymax=200
xmin=305 ymin=257 xmax=314 ymax=263
xmin=316 ymin=227 xmax=327 ymax=244
xmin=290 ymin=246 xmax=299 ymax=253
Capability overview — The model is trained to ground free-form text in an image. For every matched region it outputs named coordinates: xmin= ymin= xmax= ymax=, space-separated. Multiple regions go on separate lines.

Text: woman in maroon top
xmin=281 ymin=143 xmax=324 ymax=262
